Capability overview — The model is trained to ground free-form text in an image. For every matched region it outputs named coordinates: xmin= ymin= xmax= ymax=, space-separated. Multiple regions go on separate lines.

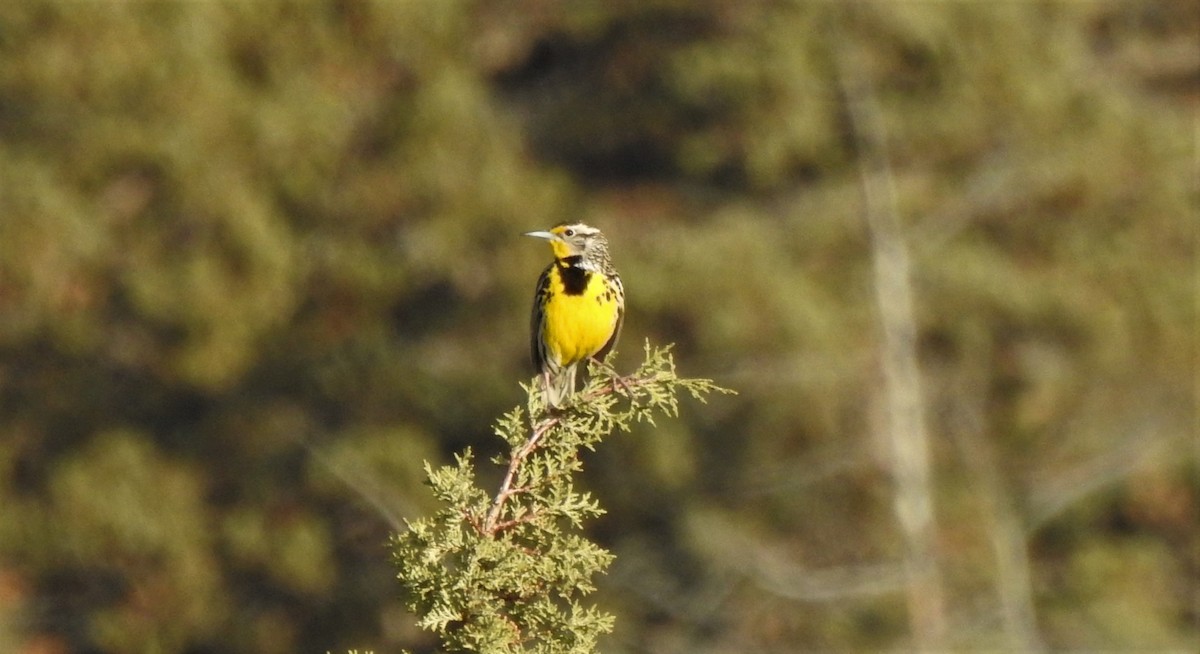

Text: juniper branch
xmin=483 ymin=415 xmax=560 ymax=534
xmin=392 ymin=341 xmax=733 ymax=654
xmin=481 ymin=345 xmax=730 ymax=538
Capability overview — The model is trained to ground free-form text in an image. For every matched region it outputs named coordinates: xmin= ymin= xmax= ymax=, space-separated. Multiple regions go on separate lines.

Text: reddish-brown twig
xmin=481 ymin=414 xmax=560 ymax=535
xmin=479 ymin=373 xmax=651 ymax=537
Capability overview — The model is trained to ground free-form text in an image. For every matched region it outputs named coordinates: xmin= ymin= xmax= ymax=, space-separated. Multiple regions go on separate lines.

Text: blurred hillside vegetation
xmin=0 ymin=1 xmax=1195 ymax=652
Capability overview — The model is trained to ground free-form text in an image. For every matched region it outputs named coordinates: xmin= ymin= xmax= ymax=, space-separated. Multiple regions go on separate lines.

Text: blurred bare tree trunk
xmin=839 ymin=50 xmax=948 ymax=650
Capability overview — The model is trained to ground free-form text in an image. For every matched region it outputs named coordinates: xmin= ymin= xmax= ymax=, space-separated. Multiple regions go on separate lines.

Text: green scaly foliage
xmin=391 ymin=342 xmax=732 ymax=653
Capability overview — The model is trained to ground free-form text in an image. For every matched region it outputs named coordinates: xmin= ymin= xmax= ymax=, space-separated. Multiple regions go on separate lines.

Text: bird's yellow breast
xmin=541 ymin=267 xmax=620 ymax=366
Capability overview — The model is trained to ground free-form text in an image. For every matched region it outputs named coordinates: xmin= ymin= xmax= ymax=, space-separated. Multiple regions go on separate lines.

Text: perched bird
xmin=525 ymin=223 xmax=625 ymax=408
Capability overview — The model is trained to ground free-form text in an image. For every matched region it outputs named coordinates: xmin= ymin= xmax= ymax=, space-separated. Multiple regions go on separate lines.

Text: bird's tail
xmin=544 ymin=364 xmax=578 ymax=408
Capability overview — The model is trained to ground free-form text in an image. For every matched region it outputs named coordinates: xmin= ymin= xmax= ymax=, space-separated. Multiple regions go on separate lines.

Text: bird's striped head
xmin=524 ymin=223 xmax=612 ymax=270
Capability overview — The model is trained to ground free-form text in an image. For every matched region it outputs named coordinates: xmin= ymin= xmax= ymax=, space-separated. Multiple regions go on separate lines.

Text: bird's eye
xmin=563 ymin=229 xmax=575 ymax=237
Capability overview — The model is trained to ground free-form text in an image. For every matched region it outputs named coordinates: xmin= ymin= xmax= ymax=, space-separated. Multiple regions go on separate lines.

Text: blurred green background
xmin=0 ymin=1 xmax=1196 ymax=652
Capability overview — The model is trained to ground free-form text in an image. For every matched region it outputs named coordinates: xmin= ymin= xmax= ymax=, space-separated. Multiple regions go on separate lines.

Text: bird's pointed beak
xmin=523 ymin=230 xmax=557 ymax=241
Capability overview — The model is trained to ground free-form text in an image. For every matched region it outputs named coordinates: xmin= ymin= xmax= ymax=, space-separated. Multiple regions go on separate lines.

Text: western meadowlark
xmin=526 ymin=223 xmax=624 ymax=408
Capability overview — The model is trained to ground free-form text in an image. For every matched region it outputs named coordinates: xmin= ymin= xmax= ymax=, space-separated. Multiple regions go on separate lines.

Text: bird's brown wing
xmin=530 ymin=263 xmax=554 ymax=372
xmin=594 ymin=277 xmax=624 ymax=363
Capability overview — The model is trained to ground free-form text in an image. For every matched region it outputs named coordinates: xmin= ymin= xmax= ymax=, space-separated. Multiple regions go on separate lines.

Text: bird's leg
xmin=590 ymin=357 xmax=633 ymax=396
